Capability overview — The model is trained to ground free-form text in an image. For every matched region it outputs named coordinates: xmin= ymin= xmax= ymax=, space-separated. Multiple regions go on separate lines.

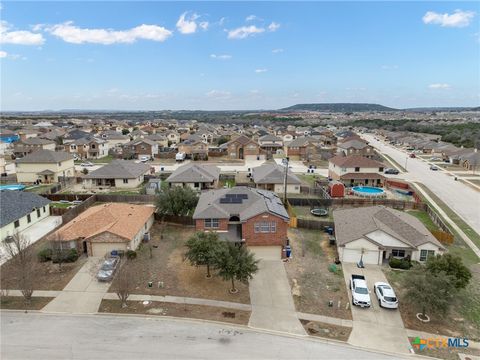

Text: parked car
xmin=374 ymin=282 xmax=398 ymax=309
xmin=350 ymin=274 xmax=371 ymax=308
xmin=139 ymin=155 xmax=150 ymax=163
xmin=97 ymin=257 xmax=120 ymax=282
xmin=175 ymin=152 xmax=186 ymax=162
xmin=430 ymin=157 xmax=441 ymax=161
xmin=384 ymin=168 xmax=399 ymax=175
xmin=409 ymin=153 xmax=416 ymax=158
xmin=430 ymin=165 xmax=439 ymax=171
xmin=80 ymin=161 xmax=94 ymax=167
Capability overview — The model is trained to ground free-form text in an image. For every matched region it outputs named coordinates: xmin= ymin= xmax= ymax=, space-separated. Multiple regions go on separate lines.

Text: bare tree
xmin=3 ymin=232 xmax=37 ymax=308
xmin=111 ymin=258 xmax=135 ymax=308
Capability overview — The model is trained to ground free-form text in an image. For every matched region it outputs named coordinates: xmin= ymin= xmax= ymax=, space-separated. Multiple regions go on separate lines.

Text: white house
xmin=83 ymin=160 xmax=150 ymax=189
xmin=333 ymin=206 xmax=445 ymax=265
xmin=16 ymin=150 xmax=75 ymax=183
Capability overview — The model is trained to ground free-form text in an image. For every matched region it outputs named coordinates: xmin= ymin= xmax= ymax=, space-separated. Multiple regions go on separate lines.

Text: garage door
xmin=249 ymin=246 xmax=282 ymax=261
xmin=91 ymin=242 xmax=126 ymax=257
xmin=341 ymin=248 xmax=379 ymax=265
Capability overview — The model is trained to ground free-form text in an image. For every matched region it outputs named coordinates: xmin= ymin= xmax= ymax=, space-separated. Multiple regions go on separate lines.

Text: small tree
xmin=50 ymin=234 xmax=67 ymax=271
xmin=403 ymin=265 xmax=456 ymax=318
xmin=426 ymin=254 xmax=472 ymax=290
xmin=214 ymin=243 xmax=259 ymax=293
xmin=112 ymin=258 xmax=135 ymax=308
xmin=82 ymin=167 xmax=89 ymax=175
xmin=122 ymin=129 xmax=130 ymax=135
xmin=156 ymin=186 xmax=199 ymax=216
xmin=185 ymin=232 xmax=221 ymax=278
xmin=3 ymin=232 xmax=37 ymax=307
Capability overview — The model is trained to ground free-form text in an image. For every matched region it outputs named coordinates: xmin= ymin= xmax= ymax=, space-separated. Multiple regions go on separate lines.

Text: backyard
xmin=285 ymin=228 xmax=352 ymax=320
xmin=108 ymin=223 xmax=250 ymax=304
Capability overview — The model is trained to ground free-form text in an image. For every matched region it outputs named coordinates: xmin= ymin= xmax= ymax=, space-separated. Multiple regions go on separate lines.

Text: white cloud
xmin=227 ymin=25 xmax=265 ymax=39
xmin=46 ymin=21 xmax=172 ymax=44
xmin=381 ymin=64 xmax=399 ymax=70
xmin=272 ymin=48 xmax=284 ymax=53
xmin=0 ymin=21 xmax=45 ymax=45
xmin=205 ymin=90 xmax=231 ymax=99
xmin=422 ymin=10 xmax=475 ymax=28
xmin=210 ymin=53 xmax=232 ymax=60
xmin=0 ymin=50 xmax=7 ymax=58
xmin=268 ymin=22 xmax=280 ymax=32
xmin=429 ymin=83 xmax=451 ymax=89
xmin=199 ymin=21 xmax=209 ymax=31
xmin=246 ymin=15 xmax=261 ymax=22
xmin=176 ymin=12 xmax=200 ymax=34
xmin=255 ymin=68 xmax=268 ymax=73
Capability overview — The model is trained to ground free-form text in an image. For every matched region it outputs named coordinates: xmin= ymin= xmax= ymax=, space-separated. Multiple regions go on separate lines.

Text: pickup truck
xmin=350 ymin=274 xmax=371 ymax=308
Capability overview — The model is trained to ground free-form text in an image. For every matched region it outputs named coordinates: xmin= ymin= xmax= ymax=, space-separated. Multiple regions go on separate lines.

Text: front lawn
xmin=0 ymin=296 xmax=54 ymax=310
xmin=285 ymin=228 xmax=352 ymax=320
xmin=108 ymin=223 xmax=250 ymax=304
xmin=300 ymin=320 xmax=352 ymax=342
xmin=99 ymin=299 xmax=250 ymax=325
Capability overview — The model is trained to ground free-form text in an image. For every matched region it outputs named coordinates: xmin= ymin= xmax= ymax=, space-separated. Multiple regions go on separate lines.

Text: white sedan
xmin=373 ymin=282 xmax=398 ymax=309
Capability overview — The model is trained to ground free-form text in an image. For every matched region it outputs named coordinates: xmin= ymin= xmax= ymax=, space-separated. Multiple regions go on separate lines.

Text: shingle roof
xmin=337 ymin=139 xmax=369 ymax=150
xmin=85 ymin=160 xmax=150 ymax=179
xmin=166 ymin=163 xmax=220 ymax=183
xmin=193 ymin=186 xmax=289 ymax=221
xmin=16 ymin=150 xmax=74 ymax=164
xmin=333 ymin=206 xmax=443 ymax=249
xmin=286 ymin=137 xmax=311 ymax=147
xmin=20 ymin=138 xmax=55 ymax=145
xmin=0 ymin=191 xmax=51 ymax=227
xmin=53 ymin=203 xmax=154 ymax=242
xmin=329 ymin=155 xmax=384 ymax=168
xmin=251 ymin=163 xmax=301 ymax=185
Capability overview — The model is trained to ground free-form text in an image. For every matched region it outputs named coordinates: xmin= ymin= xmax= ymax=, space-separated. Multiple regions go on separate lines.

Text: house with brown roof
xmin=333 ymin=206 xmax=445 ymax=265
xmin=284 ymin=137 xmax=316 ymax=161
xmin=328 ymin=155 xmax=385 ymax=186
xmin=226 ymin=135 xmax=261 ymax=160
xmin=337 ymin=139 xmax=374 ymax=158
xmin=193 ymin=187 xmax=290 ymax=260
xmin=51 ymin=203 xmax=155 ymax=257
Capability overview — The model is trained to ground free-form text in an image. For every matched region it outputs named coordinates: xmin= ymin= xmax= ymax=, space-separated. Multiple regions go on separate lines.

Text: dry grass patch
xmin=285 ymin=228 xmax=352 ymax=320
xmin=99 ymin=299 xmax=250 ymax=325
xmin=0 ymin=296 xmax=54 ymax=310
xmin=109 ymin=223 xmax=250 ymax=304
xmin=300 ymin=320 xmax=352 ymax=342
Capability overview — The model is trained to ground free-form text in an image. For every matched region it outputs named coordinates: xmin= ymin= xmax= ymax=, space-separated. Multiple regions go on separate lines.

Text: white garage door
xmin=341 ymin=248 xmax=379 ymax=265
xmin=249 ymin=246 xmax=282 ymax=261
xmin=91 ymin=243 xmax=126 ymax=257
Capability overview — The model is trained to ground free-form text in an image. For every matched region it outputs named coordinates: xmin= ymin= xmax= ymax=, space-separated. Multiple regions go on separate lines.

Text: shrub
xmin=65 ymin=249 xmax=79 ymax=263
xmin=126 ymin=250 xmax=137 ymax=260
xmin=38 ymin=248 xmax=52 ymax=262
xmin=52 ymin=249 xmax=79 ymax=263
xmin=389 ymin=257 xmax=411 ymax=270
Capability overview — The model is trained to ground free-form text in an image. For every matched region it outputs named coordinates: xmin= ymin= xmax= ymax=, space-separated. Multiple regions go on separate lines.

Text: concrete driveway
xmin=248 ymin=260 xmax=306 ymax=336
xmin=342 ymin=263 xmax=411 ymax=355
xmin=42 ymin=257 xmax=110 ymax=314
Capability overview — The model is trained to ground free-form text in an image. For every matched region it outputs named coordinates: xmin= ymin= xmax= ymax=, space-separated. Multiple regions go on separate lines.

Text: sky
xmin=1 ymin=1 xmax=479 ymax=111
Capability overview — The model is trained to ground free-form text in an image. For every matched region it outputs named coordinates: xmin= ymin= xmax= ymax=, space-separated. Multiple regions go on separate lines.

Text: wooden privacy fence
xmin=432 ymin=230 xmax=454 ymax=245
xmin=154 ymin=213 xmax=195 ymax=226
xmin=297 ymin=218 xmax=334 ymax=230
xmin=288 ymin=197 xmax=426 ymax=211
xmin=285 ymin=201 xmax=297 ymax=228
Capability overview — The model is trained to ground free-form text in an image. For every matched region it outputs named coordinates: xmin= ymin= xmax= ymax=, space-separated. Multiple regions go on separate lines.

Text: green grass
xmin=416 ymin=183 xmax=480 ymax=249
xmin=377 ymin=152 xmax=406 ymax=172
xmin=406 ymin=210 xmax=439 ymax=232
xmin=25 ymin=184 xmax=55 ymax=194
xmin=75 ymin=155 xmax=114 ymax=164
xmin=300 ymin=229 xmax=324 ymax=257
xmin=50 ymin=202 xmax=72 ymax=209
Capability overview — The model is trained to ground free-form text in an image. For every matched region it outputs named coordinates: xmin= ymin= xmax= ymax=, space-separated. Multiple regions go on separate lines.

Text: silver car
xmin=97 ymin=257 xmax=120 ymax=282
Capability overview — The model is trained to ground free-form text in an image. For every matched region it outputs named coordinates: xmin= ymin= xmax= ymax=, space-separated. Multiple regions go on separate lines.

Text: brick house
xmin=122 ymin=139 xmax=158 ymax=159
xmin=337 ymin=138 xmax=375 ymax=158
xmin=67 ymin=137 xmax=109 ymax=160
xmin=193 ymin=187 xmax=290 ymax=260
xmin=328 ymin=155 xmax=385 ymax=186
xmin=284 ymin=137 xmax=316 ymax=161
xmin=226 ymin=135 xmax=262 ymax=160
xmin=177 ymin=139 xmax=208 ymax=160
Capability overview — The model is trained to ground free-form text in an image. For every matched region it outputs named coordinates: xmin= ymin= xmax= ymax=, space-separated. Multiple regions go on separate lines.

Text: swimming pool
xmin=352 ymin=186 xmax=385 ymax=197
xmin=0 ymin=184 xmax=26 ymax=191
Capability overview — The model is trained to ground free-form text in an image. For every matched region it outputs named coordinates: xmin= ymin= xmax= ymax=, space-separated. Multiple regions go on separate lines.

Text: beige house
xmin=328 ymin=155 xmax=385 ymax=186
xmin=166 ymin=163 xmax=220 ymax=190
xmin=251 ymin=163 xmax=301 ymax=194
xmin=16 ymin=150 xmax=75 ymax=183
xmin=83 ymin=160 xmax=150 ymax=189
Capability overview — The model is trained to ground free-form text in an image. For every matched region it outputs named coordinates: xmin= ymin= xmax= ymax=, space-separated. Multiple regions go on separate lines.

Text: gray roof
xmin=337 ymin=139 xmax=369 ymax=150
xmin=21 ymin=138 xmax=55 ymax=145
xmin=166 ymin=163 xmax=220 ymax=183
xmin=0 ymin=191 xmax=51 ymax=227
xmin=16 ymin=150 xmax=73 ymax=164
xmin=193 ymin=186 xmax=289 ymax=221
xmin=333 ymin=206 xmax=444 ymax=249
xmin=251 ymin=163 xmax=301 ymax=185
xmin=286 ymin=137 xmax=311 ymax=147
xmin=85 ymin=160 xmax=150 ymax=179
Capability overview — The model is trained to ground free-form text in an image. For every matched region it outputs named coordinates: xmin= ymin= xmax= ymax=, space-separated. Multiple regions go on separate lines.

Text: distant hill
xmin=280 ymin=103 xmax=399 ymax=112
xmin=403 ymin=107 xmax=480 ymax=112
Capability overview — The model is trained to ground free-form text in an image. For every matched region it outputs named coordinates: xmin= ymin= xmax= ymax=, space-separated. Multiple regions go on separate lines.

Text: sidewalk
xmin=412 ymin=182 xmax=480 ymax=259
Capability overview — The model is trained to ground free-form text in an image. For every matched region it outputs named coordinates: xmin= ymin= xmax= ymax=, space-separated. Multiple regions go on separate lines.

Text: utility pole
xmin=404 ymin=155 xmax=408 ymax=171
xmin=283 ymin=157 xmax=289 ymax=204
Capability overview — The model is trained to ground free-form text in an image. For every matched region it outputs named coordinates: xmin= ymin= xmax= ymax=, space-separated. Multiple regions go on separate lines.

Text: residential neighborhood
xmin=1 ymin=1 xmax=479 ymax=359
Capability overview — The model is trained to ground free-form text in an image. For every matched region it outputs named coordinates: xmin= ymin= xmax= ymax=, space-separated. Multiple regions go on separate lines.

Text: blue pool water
xmin=352 ymin=186 xmax=385 ymax=195
xmin=0 ymin=184 xmax=26 ymax=191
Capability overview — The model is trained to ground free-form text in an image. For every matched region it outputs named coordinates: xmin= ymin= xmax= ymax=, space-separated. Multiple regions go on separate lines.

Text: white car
xmin=80 ymin=161 xmax=94 ymax=167
xmin=374 ymin=282 xmax=398 ymax=309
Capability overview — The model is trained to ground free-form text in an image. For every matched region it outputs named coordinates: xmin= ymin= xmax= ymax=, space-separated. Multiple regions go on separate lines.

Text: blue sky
xmin=1 ymin=1 xmax=479 ymax=110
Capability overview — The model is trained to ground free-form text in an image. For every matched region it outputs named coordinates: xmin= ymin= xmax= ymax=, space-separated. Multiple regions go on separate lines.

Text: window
xmin=254 ymin=221 xmax=277 ymax=233
xmin=391 ymin=249 xmax=406 ymax=258
xmin=37 ymin=209 xmax=41 ymax=218
xmin=354 ymin=167 xmax=360 ymax=172
xmin=270 ymin=222 xmax=277 ymax=233
xmin=27 ymin=214 xmax=31 ymax=223
xmin=123 ymin=179 xmax=129 ymax=184
xmin=43 ymin=206 xmax=46 ymax=213
xmin=419 ymin=250 xmax=435 ymax=261
xmin=379 ymin=167 xmax=384 ymax=172
xmin=194 ymin=182 xmax=199 ymax=188
xmin=14 ymin=220 xmax=20 ymax=228
xmin=260 ymin=222 xmax=270 ymax=233
xmin=204 ymin=219 xmax=219 ymax=229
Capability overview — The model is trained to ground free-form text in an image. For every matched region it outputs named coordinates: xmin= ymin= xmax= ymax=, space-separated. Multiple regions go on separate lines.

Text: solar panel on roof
xmin=219 ymin=197 xmax=231 ymax=203
xmin=238 ymin=194 xmax=248 ymax=199
xmin=225 ymin=194 xmax=236 ymax=198
xmin=231 ymin=198 xmax=242 ymax=203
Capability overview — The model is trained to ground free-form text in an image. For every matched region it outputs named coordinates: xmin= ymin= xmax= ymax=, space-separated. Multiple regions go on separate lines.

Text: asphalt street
xmin=1 ymin=312 xmax=407 ymax=360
